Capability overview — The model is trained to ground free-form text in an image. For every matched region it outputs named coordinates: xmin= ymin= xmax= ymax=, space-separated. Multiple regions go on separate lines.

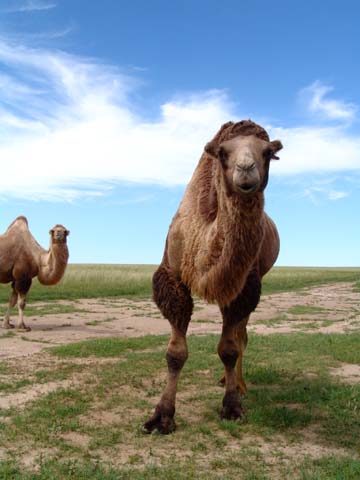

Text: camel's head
xmin=49 ymin=224 xmax=70 ymax=243
xmin=205 ymin=135 xmax=283 ymax=195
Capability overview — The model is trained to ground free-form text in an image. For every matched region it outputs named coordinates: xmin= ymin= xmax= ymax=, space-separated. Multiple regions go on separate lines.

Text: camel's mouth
xmin=234 ymin=182 xmax=259 ymax=195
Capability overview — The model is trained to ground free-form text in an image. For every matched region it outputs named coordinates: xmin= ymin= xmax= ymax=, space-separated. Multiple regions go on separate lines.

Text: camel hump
xmin=7 ymin=216 xmax=29 ymax=231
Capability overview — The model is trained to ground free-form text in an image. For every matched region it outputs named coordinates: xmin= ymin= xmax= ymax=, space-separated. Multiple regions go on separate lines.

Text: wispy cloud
xmin=0 ymin=40 xmax=360 ymax=201
xmin=0 ymin=1 xmax=56 ymax=13
xmin=301 ymin=80 xmax=357 ymax=121
xmin=328 ymin=190 xmax=348 ymax=200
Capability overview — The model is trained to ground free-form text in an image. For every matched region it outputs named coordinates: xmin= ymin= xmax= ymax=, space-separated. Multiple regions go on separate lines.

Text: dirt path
xmin=0 ymin=282 xmax=359 ymax=360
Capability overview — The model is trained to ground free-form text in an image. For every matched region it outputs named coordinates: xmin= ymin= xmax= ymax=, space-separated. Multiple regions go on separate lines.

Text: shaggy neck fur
xmin=196 ymin=162 xmax=265 ymax=306
xmin=37 ymin=239 xmax=69 ymax=286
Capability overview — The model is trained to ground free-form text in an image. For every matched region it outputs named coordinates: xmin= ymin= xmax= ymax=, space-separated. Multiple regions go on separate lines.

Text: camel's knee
xmin=18 ymin=297 xmax=26 ymax=310
xmin=166 ymin=335 xmax=188 ymax=372
xmin=153 ymin=265 xmax=193 ymax=333
xmin=166 ymin=350 xmax=188 ymax=372
xmin=14 ymin=276 xmax=32 ymax=295
xmin=218 ymin=338 xmax=239 ymax=369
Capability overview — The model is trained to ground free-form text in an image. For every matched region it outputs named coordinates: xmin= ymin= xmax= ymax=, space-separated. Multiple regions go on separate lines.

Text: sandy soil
xmin=0 ymin=282 xmax=359 ymax=360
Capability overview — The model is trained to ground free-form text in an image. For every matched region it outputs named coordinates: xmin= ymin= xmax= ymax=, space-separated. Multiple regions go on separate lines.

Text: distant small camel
xmin=144 ymin=120 xmax=282 ymax=433
xmin=0 ymin=216 xmax=69 ymax=332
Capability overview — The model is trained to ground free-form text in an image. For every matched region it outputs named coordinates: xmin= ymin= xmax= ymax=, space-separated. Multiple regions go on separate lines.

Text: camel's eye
xmin=263 ymin=148 xmax=272 ymax=159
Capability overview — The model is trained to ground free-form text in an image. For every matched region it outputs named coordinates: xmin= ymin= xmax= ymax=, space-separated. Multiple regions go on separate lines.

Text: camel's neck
xmin=197 ymin=178 xmax=265 ymax=306
xmin=37 ymin=241 xmax=69 ymax=286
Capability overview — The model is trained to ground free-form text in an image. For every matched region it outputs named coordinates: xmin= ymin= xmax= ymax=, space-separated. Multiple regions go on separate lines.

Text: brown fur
xmin=143 ymin=120 xmax=282 ymax=434
xmin=0 ymin=216 xmax=70 ymax=331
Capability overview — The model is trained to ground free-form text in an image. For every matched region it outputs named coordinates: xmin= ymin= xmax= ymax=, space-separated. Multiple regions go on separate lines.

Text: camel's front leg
xmin=144 ymin=326 xmax=188 ymax=434
xmin=218 ymin=323 xmax=245 ymax=420
xmin=16 ymin=292 xmax=31 ymax=332
xmin=143 ymin=264 xmax=193 ymax=434
xmin=3 ymin=286 xmax=17 ymax=329
xmin=235 ymin=319 xmax=249 ymax=394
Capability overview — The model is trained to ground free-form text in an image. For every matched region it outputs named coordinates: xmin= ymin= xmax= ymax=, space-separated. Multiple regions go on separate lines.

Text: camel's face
xmin=50 ymin=225 xmax=70 ymax=243
xmin=210 ymin=135 xmax=282 ymax=195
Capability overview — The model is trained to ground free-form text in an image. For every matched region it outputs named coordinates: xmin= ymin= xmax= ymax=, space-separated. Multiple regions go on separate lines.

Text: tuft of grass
xmin=287 ymin=304 xmax=328 ymax=315
xmin=50 ymin=335 xmax=168 ymax=357
xmin=0 ymin=330 xmax=15 ymax=339
xmin=300 ymin=456 xmax=360 ymax=479
xmin=0 ymin=378 xmax=32 ymax=393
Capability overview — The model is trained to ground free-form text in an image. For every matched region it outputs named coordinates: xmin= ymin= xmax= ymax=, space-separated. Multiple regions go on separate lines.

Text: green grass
xmin=50 ymin=334 xmax=168 ymax=357
xmin=1 ymin=332 xmax=359 ymax=479
xmin=0 ymin=265 xmax=359 ymax=479
xmin=0 ymin=264 xmax=156 ymax=303
xmin=0 ymin=331 xmax=15 ymax=340
xmin=0 ymin=265 xmax=359 ymax=303
xmin=287 ymin=304 xmax=328 ymax=315
xmin=262 ymin=267 xmax=360 ymax=295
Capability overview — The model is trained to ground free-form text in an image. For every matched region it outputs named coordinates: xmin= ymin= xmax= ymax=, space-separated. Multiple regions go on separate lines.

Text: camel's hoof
xmin=16 ymin=325 xmax=31 ymax=332
xmin=142 ymin=405 xmax=176 ymax=434
xmin=3 ymin=323 xmax=15 ymax=329
xmin=221 ymin=391 xmax=245 ymax=421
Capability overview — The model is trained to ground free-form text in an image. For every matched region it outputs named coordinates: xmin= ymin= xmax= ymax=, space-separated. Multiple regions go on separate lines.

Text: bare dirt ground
xmin=1 ymin=282 xmax=359 ymax=359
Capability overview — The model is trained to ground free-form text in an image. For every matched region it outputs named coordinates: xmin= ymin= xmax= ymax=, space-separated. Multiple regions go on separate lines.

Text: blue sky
xmin=0 ymin=0 xmax=359 ymax=266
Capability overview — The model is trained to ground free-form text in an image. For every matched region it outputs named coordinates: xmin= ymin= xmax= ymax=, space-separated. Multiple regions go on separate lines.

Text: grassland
xmin=0 ymin=264 xmax=359 ymax=303
xmin=0 ymin=265 xmax=360 ymax=479
xmin=1 ymin=333 xmax=360 ymax=479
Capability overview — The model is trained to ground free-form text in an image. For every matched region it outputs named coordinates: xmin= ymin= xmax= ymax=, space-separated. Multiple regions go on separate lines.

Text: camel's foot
xmin=16 ymin=324 xmax=31 ymax=332
xmin=3 ymin=321 xmax=15 ymax=329
xmin=143 ymin=404 xmax=176 ymax=434
xmin=221 ymin=391 xmax=245 ymax=421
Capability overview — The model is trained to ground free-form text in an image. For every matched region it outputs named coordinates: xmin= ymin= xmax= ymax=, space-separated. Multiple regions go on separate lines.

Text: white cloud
xmin=301 ymin=80 xmax=356 ymax=121
xmin=0 ymin=1 xmax=56 ymax=13
xmin=269 ymin=125 xmax=360 ymax=175
xmin=328 ymin=190 xmax=348 ymax=200
xmin=0 ymin=40 xmax=360 ymax=201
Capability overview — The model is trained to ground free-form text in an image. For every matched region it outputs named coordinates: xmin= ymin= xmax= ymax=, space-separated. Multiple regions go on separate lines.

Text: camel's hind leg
xmin=14 ymin=277 xmax=32 ymax=332
xmin=143 ymin=264 xmax=193 ymax=434
xmin=3 ymin=283 xmax=17 ymax=329
xmin=218 ymin=269 xmax=261 ymax=419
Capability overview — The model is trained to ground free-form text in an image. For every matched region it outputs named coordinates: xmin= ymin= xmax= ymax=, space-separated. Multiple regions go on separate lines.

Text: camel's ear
xmin=65 ymin=230 xmax=70 ymax=236
xmin=269 ymin=140 xmax=283 ymax=160
xmin=49 ymin=229 xmax=54 ymax=235
xmin=204 ymin=141 xmax=218 ymax=158
xmin=204 ymin=141 xmax=228 ymax=167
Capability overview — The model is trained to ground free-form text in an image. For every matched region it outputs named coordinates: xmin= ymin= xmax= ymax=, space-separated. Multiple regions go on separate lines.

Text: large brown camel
xmin=143 ymin=120 xmax=282 ymax=434
xmin=0 ymin=216 xmax=70 ymax=332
